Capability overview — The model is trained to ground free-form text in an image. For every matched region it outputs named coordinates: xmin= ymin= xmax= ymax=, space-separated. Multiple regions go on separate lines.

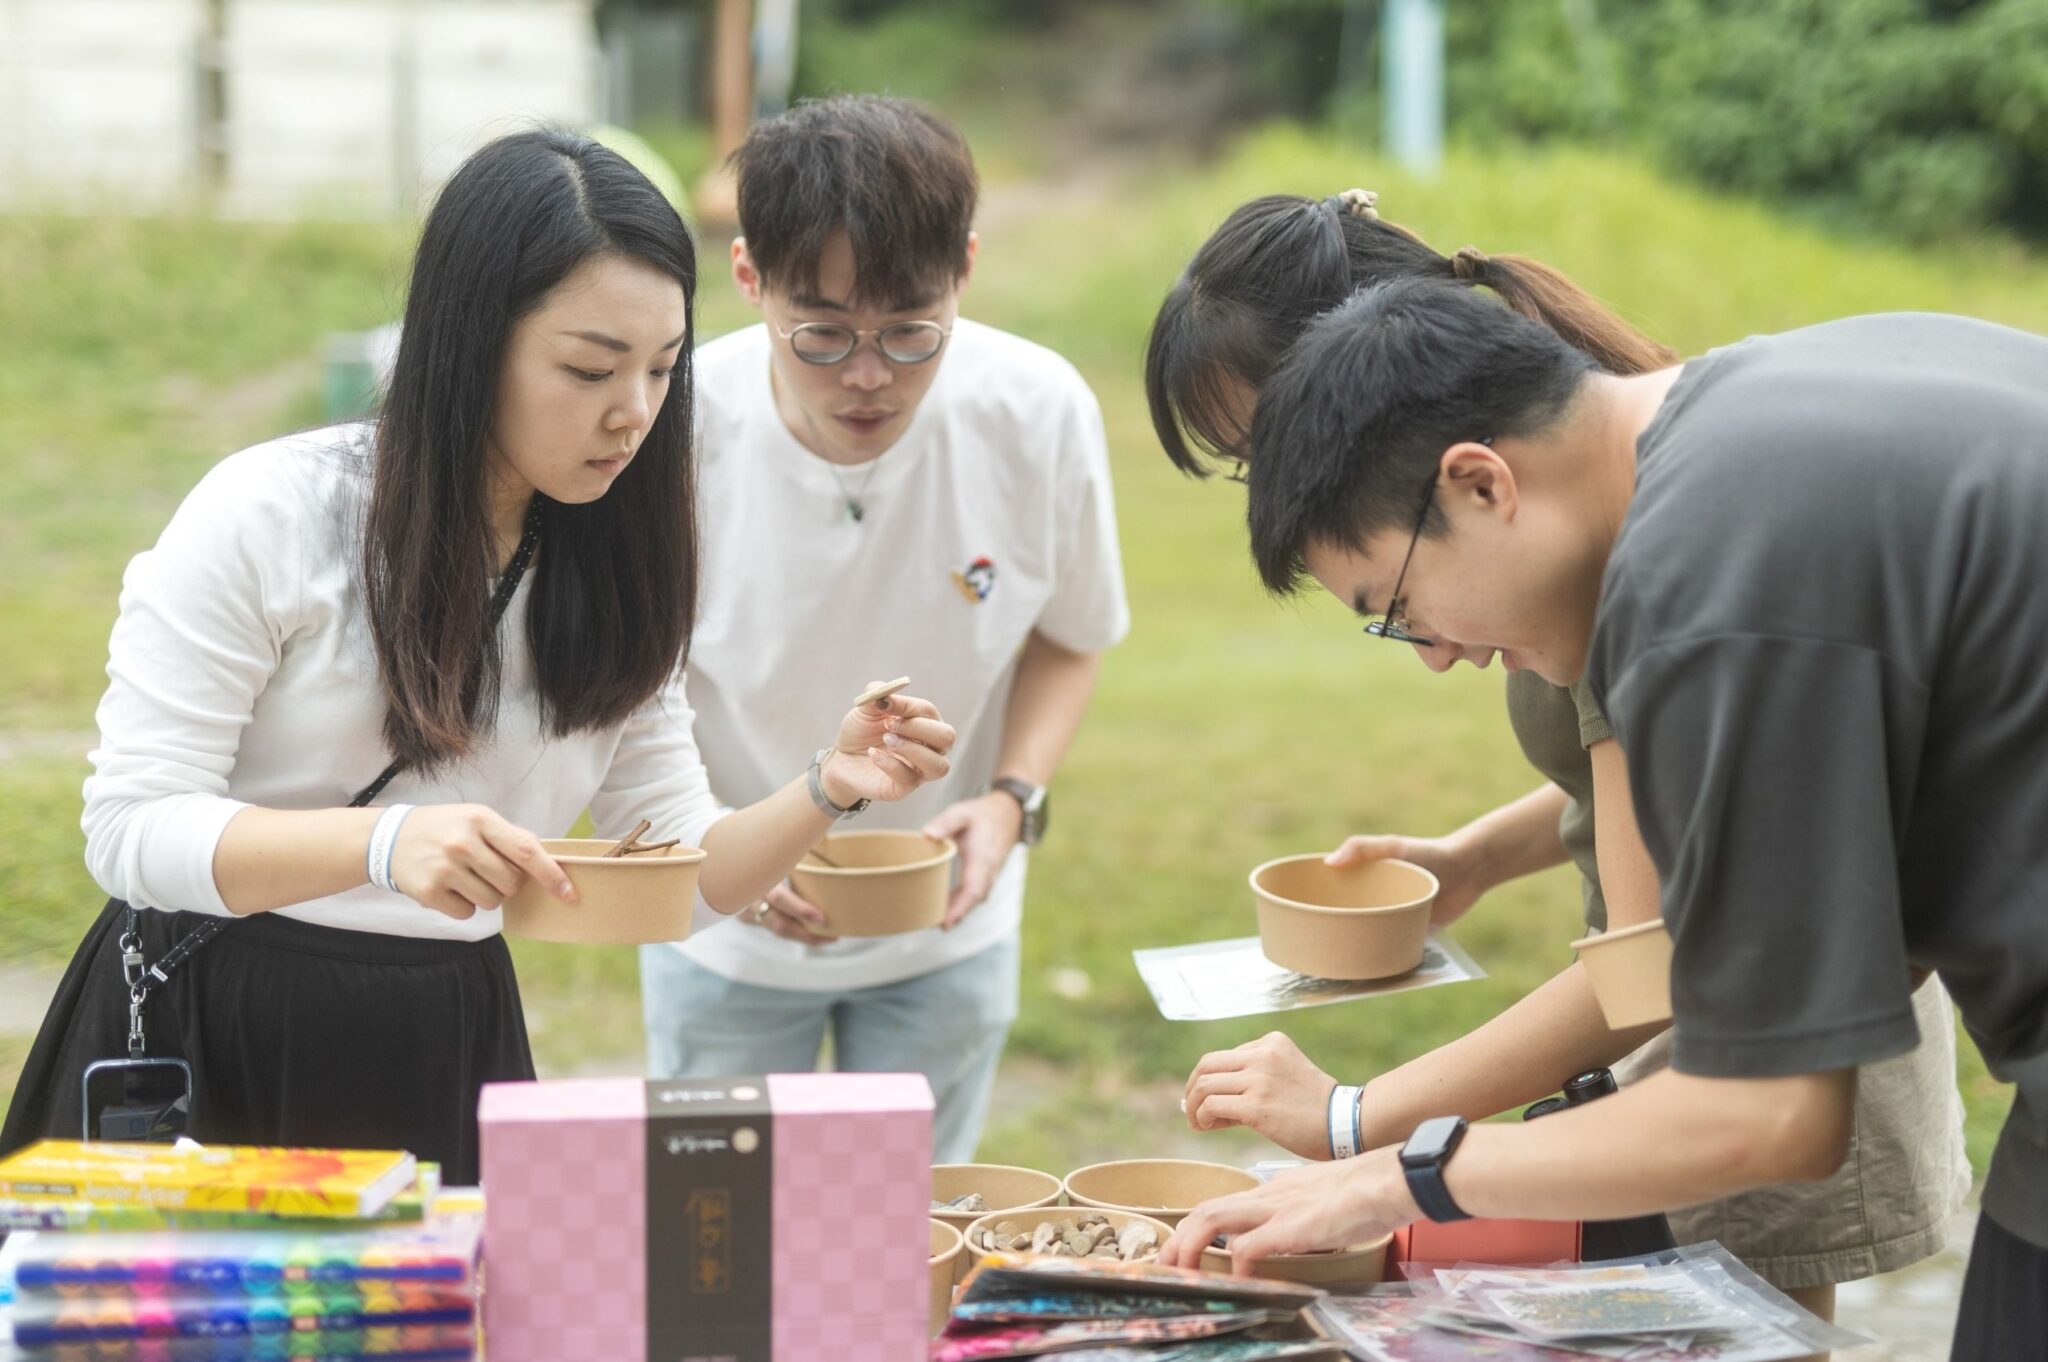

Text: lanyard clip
xmin=128 ymin=985 xmax=148 ymax=1058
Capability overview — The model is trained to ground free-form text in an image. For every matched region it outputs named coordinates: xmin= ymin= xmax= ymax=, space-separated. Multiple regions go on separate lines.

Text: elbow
xmin=80 ymin=798 xmax=139 ymax=905
xmin=1717 ymin=1075 xmax=1854 ymax=1186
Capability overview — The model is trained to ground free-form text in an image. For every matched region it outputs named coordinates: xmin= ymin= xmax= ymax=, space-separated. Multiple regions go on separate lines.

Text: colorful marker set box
xmin=479 ymin=1073 xmax=933 ymax=1362
xmin=1 ymin=1214 xmax=480 ymax=1358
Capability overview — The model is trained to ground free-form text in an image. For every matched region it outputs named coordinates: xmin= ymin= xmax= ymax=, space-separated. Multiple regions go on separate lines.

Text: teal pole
xmin=1383 ymin=0 xmax=1445 ymax=174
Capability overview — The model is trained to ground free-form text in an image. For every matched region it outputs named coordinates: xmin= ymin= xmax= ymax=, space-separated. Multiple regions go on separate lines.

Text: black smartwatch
xmin=1399 ymin=1115 xmax=1472 ymax=1223
xmin=990 ymin=777 xmax=1048 ymax=846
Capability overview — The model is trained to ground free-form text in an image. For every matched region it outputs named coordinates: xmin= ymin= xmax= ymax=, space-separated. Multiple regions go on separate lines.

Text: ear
xmin=1440 ymin=440 xmax=1518 ymax=523
xmin=957 ymin=232 xmax=979 ymax=293
xmin=731 ymin=238 xmax=765 ymax=308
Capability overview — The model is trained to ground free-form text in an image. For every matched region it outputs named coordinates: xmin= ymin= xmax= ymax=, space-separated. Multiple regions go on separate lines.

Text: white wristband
xmin=1329 ymin=1083 xmax=1364 ymax=1160
xmin=366 ymin=804 xmax=417 ymax=894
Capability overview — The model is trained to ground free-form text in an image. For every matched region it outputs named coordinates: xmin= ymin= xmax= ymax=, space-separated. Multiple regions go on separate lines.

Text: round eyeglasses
xmin=773 ymin=320 xmax=952 ymax=366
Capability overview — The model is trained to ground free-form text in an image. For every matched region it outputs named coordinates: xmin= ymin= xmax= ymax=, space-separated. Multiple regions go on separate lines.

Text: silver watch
xmin=809 ymin=747 xmax=870 ymax=819
xmin=991 ymin=776 xmax=1048 ymax=846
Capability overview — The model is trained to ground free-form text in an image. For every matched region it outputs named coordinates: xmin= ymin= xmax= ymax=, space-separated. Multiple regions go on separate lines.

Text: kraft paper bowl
xmin=787 ymin=831 xmax=957 ymax=937
xmin=500 ymin=838 xmax=706 ymax=945
xmin=1062 ymin=1159 xmax=1262 ymax=1228
xmin=928 ymin=1218 xmax=963 ymax=1335
xmin=1200 ymin=1231 xmax=1393 ymax=1286
xmin=930 ymin=1163 xmax=1063 ymax=1233
xmin=1251 ymin=854 xmax=1438 ymax=980
xmin=962 ymin=1206 xmax=1174 ymax=1264
xmin=1570 ymin=918 xmax=1674 ymax=1028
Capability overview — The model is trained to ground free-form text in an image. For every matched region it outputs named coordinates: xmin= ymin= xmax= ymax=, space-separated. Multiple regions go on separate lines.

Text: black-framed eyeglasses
xmin=1361 ymin=438 xmax=1491 ymax=649
xmin=773 ymin=319 xmax=952 ymax=366
xmin=1363 ymin=474 xmax=1440 ymax=647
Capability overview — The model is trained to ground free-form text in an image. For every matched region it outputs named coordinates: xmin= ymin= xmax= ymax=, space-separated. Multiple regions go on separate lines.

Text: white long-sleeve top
xmin=82 ymin=424 xmax=726 ymax=941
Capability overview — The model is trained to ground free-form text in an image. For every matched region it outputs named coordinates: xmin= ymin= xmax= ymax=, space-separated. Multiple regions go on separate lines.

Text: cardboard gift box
xmin=1391 ymin=1216 xmax=1582 ymax=1269
xmin=479 ymin=1073 xmax=933 ymax=1362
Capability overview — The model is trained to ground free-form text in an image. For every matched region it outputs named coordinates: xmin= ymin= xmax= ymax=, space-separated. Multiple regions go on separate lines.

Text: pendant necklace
xmin=826 ymin=455 xmax=884 ymax=524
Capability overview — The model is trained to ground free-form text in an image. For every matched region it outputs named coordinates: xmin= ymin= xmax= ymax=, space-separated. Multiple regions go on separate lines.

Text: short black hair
xmin=734 ymin=94 xmax=977 ymax=309
xmin=1247 ymin=277 xmax=1597 ymax=596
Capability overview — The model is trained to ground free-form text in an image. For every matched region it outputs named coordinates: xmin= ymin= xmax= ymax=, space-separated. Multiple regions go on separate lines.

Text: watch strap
xmin=808 ymin=748 xmax=870 ymax=818
xmin=1403 ymin=1158 xmax=1470 ymax=1222
xmin=991 ymin=776 xmax=1046 ymax=846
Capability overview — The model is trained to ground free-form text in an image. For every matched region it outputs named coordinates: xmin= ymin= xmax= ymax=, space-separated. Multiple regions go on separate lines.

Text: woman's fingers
xmin=883 ymin=715 xmax=954 ymax=753
xmin=878 ymin=731 xmax=950 ymax=779
xmin=465 ymin=840 xmax=526 ymax=900
xmin=489 ymin=819 xmax=574 ymax=900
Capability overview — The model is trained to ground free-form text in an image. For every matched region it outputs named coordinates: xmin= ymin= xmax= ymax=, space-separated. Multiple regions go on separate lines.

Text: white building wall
xmin=0 ymin=0 xmax=598 ymax=217
xmin=0 ymin=0 xmax=206 ymax=208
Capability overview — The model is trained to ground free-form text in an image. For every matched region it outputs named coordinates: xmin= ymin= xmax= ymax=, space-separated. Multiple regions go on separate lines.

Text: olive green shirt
xmin=1503 ymin=671 xmax=1613 ymax=931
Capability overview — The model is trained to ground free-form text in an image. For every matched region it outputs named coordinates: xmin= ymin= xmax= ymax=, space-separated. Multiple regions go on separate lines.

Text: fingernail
xmin=882 ymin=732 xmax=903 ymax=747
xmin=556 ymin=883 xmax=575 ymax=901
xmin=885 ymin=718 xmax=901 ymax=732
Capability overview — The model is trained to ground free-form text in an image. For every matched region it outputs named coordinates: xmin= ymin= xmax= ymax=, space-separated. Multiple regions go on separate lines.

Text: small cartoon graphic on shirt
xmin=950 ymin=556 xmax=996 ymax=603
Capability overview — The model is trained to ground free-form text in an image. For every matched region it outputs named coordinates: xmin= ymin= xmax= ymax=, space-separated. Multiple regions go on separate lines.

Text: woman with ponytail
xmin=1152 ymin=193 xmax=1966 ymax=1323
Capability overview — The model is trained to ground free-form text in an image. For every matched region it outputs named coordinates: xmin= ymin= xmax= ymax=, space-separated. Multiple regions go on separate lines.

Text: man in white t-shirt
xmin=639 ymin=96 xmax=1129 ymax=1161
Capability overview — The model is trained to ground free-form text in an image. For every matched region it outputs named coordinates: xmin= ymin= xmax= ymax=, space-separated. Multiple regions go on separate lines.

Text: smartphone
xmin=81 ymin=1058 xmax=194 ymax=1143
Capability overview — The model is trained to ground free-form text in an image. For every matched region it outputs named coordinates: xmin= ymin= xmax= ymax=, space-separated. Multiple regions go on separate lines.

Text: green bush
xmin=1226 ymin=0 xmax=2048 ymax=242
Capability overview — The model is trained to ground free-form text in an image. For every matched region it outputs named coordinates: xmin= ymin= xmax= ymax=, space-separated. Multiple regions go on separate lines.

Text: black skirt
xmin=2 ymin=898 xmax=534 ymax=1185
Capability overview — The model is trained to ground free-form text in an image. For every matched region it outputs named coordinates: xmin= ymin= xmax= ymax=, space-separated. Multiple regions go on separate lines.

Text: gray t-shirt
xmin=1586 ymin=313 xmax=2048 ymax=1250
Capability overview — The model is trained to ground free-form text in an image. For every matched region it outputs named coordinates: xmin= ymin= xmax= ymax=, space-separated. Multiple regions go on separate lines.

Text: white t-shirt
xmin=82 ymin=424 xmax=728 ymax=941
xmin=673 ymin=319 xmax=1130 ymax=991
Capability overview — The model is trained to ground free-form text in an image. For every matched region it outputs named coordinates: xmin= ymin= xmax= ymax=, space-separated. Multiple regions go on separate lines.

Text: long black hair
xmin=365 ymin=128 xmax=698 ymax=770
xmin=1147 ymin=192 xmax=1674 ymax=477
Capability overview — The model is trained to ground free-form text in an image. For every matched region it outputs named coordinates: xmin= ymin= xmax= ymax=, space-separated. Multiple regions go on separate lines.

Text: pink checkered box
xmin=479 ymin=1073 xmax=932 ymax=1362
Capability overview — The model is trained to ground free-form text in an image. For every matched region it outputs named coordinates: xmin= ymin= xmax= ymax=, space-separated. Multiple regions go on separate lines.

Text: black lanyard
xmin=119 ymin=500 xmax=544 ymax=1057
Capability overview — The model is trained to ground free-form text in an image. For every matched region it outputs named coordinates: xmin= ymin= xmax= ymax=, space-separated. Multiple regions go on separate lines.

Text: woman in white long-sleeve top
xmin=2 ymin=129 xmax=956 ymax=1183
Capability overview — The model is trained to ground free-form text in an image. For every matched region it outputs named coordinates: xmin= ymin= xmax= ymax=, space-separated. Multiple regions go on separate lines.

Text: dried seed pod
xmin=1030 ymin=1221 xmax=1061 ymax=1255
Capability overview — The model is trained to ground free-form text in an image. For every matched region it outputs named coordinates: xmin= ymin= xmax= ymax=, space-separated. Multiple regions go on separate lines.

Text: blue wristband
xmin=1329 ymin=1083 xmax=1364 ymax=1159
xmin=366 ymin=804 xmax=416 ymax=894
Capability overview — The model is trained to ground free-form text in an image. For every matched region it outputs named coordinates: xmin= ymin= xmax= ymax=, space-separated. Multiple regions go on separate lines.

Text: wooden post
xmin=694 ymin=0 xmax=751 ymax=231
xmin=1382 ymin=0 xmax=1445 ymax=175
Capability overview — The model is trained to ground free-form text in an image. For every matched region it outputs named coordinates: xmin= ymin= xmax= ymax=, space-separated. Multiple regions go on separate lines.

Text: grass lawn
xmin=0 ymin=124 xmax=2029 ymax=1181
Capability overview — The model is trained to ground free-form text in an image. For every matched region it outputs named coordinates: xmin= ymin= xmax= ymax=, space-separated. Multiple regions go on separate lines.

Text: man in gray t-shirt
xmin=1157 ymin=280 xmax=2046 ymax=1358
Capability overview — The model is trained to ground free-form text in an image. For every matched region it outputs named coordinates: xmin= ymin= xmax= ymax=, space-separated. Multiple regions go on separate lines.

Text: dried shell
xmin=1117 ymin=1221 xmax=1160 ymax=1261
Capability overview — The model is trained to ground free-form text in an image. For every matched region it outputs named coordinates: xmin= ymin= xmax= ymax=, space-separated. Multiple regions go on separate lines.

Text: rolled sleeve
xmin=81 ymin=462 xmax=292 ymax=914
xmin=1606 ymin=633 xmax=1923 ymax=1077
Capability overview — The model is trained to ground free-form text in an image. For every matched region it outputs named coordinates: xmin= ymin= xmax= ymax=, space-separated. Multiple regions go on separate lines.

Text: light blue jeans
xmin=637 ymin=936 xmax=1020 ymax=1165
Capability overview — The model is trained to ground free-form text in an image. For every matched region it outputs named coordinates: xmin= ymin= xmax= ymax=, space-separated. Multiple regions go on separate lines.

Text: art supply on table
xmin=479 ymin=1072 xmax=933 ymax=1362
xmin=1134 ymin=933 xmax=1485 ymax=1021
xmin=936 ymin=1254 xmax=1333 ymax=1361
xmin=0 ymin=1142 xmax=417 ymax=1221
xmin=2 ymin=1212 xmax=480 ymax=1358
xmin=6 ymin=1215 xmax=481 ymax=1298
xmin=0 ymin=1164 xmax=441 ymax=1233
xmin=1320 ymin=1243 xmax=1877 ymax=1361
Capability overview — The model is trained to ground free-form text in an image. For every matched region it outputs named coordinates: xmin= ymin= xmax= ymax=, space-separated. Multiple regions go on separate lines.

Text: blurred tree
xmin=767 ymin=0 xmax=2048 ymax=240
